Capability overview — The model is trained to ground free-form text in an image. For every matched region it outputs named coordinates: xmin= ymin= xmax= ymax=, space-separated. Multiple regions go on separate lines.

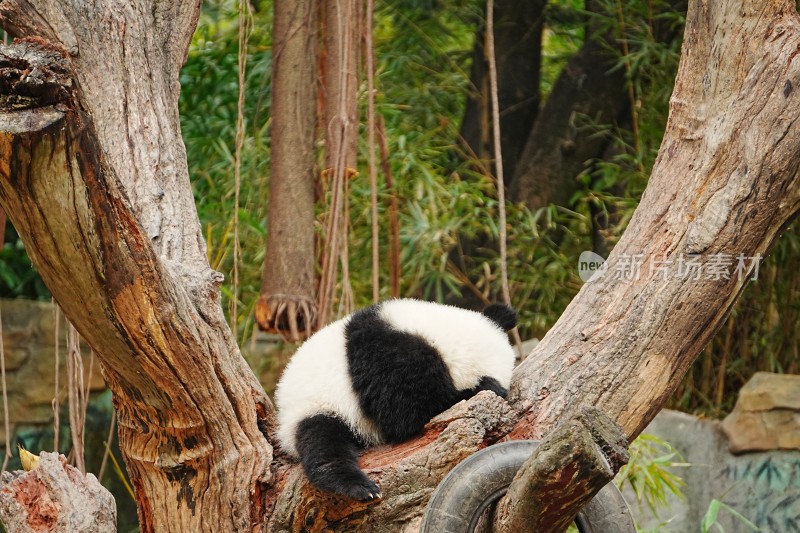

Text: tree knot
xmin=0 ymin=38 xmax=74 ymax=111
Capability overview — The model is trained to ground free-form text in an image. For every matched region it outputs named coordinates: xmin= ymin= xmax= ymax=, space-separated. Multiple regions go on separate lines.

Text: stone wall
xmin=0 ymin=299 xmax=106 ymax=447
xmin=628 ymin=402 xmax=800 ymax=531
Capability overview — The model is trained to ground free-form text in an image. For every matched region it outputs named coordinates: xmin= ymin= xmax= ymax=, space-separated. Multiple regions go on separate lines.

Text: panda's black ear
xmin=482 ymin=304 xmax=517 ymax=331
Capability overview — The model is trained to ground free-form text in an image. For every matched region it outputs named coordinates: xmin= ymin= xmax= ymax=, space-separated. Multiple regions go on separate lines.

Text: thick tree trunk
xmin=507 ymin=0 xmax=800 ymax=440
xmin=508 ymin=20 xmax=628 ymax=210
xmin=449 ymin=0 xmax=632 ymax=310
xmin=0 ymin=0 xmax=798 ymax=531
xmin=0 ymin=14 xmax=273 ymax=533
xmin=509 ymin=1 xmax=685 ymax=211
xmin=255 ymin=0 xmax=319 ymax=341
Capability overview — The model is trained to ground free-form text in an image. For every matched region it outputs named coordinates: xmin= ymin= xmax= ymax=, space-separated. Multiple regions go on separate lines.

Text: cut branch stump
xmin=494 ymin=407 xmax=629 ymax=532
xmin=0 ymin=452 xmax=116 ymax=533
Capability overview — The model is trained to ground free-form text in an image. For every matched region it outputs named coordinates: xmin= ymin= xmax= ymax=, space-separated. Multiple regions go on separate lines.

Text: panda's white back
xmin=379 ymin=299 xmax=515 ymax=390
xmin=273 ymin=299 xmax=517 ymax=500
xmin=274 ymin=318 xmax=381 ymax=457
xmin=274 ymin=299 xmax=515 ymax=458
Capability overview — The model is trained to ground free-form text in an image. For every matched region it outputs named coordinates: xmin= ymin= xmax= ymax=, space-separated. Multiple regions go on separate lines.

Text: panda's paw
xmin=304 ymin=454 xmax=383 ymax=501
xmin=342 ymin=477 xmax=382 ymax=501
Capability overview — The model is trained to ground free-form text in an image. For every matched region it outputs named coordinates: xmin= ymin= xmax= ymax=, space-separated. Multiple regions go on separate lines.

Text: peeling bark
xmin=0 ymin=36 xmax=272 ymax=533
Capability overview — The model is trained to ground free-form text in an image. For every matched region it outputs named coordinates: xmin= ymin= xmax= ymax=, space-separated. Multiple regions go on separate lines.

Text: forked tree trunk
xmin=0 ymin=6 xmax=275 ymax=532
xmin=0 ymin=0 xmax=799 ymax=531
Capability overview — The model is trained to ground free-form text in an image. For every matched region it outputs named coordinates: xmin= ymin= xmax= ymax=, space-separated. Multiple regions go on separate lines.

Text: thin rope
xmin=0 ymin=305 xmax=10 ymax=471
xmin=232 ymin=0 xmax=253 ymax=337
xmin=366 ymin=0 xmax=379 ymax=303
xmin=318 ymin=1 xmax=356 ymax=327
xmin=53 ymin=305 xmax=60 ymax=452
xmin=487 ymin=0 xmax=523 ymax=356
xmin=98 ymin=410 xmax=116 ymax=481
xmin=486 ymin=0 xmax=510 ymax=306
xmin=67 ymin=324 xmax=85 ymax=473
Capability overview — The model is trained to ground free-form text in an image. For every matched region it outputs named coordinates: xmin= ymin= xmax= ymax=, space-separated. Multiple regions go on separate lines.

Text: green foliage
xmin=612 ymin=434 xmax=759 ymax=533
xmin=542 ymin=0 xmax=585 ymax=96
xmin=0 ymin=226 xmax=50 ymax=300
xmin=346 ymin=0 xmax=490 ymax=305
xmin=0 ymin=0 xmax=795 ymax=420
xmin=701 ymin=499 xmax=760 ymax=533
xmin=616 ymin=434 xmax=688 ymax=518
xmin=179 ymin=0 xmax=272 ymax=346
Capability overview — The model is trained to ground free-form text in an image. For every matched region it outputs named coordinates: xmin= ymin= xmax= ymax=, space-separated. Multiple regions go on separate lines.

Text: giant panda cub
xmin=275 ymin=298 xmax=517 ymax=501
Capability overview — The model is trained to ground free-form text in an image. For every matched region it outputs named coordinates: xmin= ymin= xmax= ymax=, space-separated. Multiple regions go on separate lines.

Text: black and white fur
xmin=275 ymin=299 xmax=517 ymax=501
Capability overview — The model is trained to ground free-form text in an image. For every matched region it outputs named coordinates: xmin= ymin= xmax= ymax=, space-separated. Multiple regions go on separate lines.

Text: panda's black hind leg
xmin=295 ymin=414 xmax=382 ymax=501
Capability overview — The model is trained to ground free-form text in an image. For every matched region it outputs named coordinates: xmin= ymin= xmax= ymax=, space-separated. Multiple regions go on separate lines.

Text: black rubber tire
xmin=420 ymin=440 xmax=635 ymax=533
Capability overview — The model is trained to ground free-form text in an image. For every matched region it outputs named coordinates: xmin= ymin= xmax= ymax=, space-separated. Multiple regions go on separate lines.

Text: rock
xmin=735 ymin=372 xmax=800 ymax=411
xmin=721 ymin=372 xmax=800 ymax=453
xmin=627 ymin=409 xmax=800 ymax=533
xmin=722 ymin=411 xmax=773 ymax=452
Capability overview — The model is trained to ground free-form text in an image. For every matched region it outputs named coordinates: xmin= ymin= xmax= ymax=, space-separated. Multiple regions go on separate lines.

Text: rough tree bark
xmin=506 ymin=0 xmax=800 ymax=443
xmin=255 ymin=0 xmax=319 ymax=341
xmin=0 ymin=0 xmax=798 ymax=531
xmin=493 ymin=409 xmax=628 ymax=532
xmin=0 ymin=11 xmax=274 ymax=533
xmin=0 ymin=452 xmax=116 ymax=532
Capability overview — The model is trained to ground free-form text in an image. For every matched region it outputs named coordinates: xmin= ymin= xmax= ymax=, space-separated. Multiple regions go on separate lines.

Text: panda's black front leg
xmin=295 ymin=414 xmax=382 ymax=501
xmin=459 ymin=376 xmax=508 ymax=401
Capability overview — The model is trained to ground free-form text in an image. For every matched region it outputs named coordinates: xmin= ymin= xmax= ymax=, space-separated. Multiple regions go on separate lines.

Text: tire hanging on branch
xmin=420 ymin=440 xmax=635 ymax=533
